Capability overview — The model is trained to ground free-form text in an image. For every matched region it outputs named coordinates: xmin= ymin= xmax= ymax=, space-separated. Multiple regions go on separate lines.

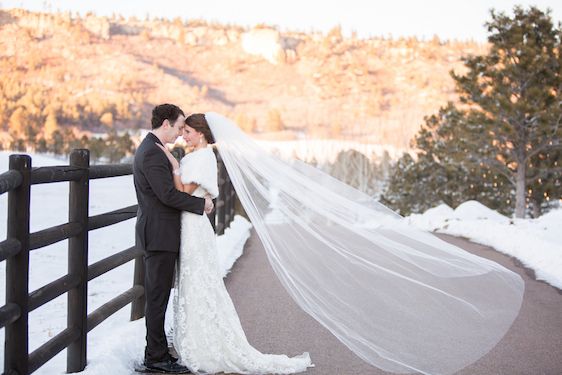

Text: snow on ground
xmin=0 ymin=151 xmax=251 ymax=374
xmin=217 ymin=216 xmax=252 ymax=278
xmin=407 ymin=200 xmax=562 ymax=290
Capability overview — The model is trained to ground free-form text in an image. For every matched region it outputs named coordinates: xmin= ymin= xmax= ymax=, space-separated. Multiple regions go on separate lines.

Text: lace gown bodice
xmin=172 ymin=147 xmax=313 ymax=374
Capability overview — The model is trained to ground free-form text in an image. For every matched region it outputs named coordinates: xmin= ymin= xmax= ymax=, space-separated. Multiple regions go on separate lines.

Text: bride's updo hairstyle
xmin=185 ymin=113 xmax=215 ymax=144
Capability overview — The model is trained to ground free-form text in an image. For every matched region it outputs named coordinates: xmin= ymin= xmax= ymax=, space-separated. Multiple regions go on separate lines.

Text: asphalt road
xmin=222 ymin=231 xmax=562 ymax=375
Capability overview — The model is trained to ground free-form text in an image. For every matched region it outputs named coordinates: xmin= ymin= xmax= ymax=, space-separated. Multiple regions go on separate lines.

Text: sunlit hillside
xmin=0 ymin=8 xmax=487 ymax=149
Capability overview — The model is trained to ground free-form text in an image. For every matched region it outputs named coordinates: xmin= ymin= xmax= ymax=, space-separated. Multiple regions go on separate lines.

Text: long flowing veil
xmin=205 ymin=112 xmax=524 ymax=375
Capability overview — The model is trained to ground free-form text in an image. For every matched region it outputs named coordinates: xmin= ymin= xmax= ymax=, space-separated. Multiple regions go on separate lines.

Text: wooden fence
xmin=0 ymin=148 xmax=236 ymax=375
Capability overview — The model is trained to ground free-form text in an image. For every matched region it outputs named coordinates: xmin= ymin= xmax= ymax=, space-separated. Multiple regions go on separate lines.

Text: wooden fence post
xmin=228 ymin=180 xmax=236 ymax=228
xmin=130 ymin=211 xmax=145 ymax=320
xmin=1 ymin=149 xmax=236 ymax=373
xmin=227 ymin=174 xmax=235 ymax=229
xmin=216 ymin=153 xmax=227 ymax=235
xmin=5 ymin=154 xmax=31 ymax=375
xmin=224 ymin=170 xmax=231 ymax=230
xmin=67 ymin=149 xmax=89 ymax=373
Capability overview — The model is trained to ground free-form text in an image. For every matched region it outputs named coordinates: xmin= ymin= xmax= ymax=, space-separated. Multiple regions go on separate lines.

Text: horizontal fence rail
xmin=88 ymin=246 xmax=141 ymax=281
xmin=89 ymin=164 xmax=132 ymax=179
xmin=87 ymin=285 xmax=144 ymax=333
xmin=0 ymin=303 xmax=21 ymax=329
xmin=0 ymin=148 xmax=237 ymax=375
xmin=0 ymin=170 xmax=22 ymax=195
xmin=28 ymin=327 xmax=80 ymax=374
xmin=0 ymin=238 xmax=21 ymax=263
xmin=29 ymin=222 xmax=83 ymax=251
xmin=30 ymin=166 xmax=85 ymax=185
xmin=28 ymin=274 xmax=81 ymax=312
xmin=88 ymin=205 xmax=138 ymax=231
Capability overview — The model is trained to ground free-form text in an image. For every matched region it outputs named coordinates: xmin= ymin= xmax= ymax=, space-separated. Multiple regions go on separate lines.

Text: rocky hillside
xmin=0 ymin=8 xmax=487 ymax=148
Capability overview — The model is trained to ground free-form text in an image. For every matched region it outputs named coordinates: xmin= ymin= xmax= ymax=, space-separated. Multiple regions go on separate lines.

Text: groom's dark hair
xmin=151 ymin=104 xmax=185 ymax=130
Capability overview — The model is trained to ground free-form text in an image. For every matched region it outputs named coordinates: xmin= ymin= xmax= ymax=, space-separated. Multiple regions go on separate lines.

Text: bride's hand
xmin=156 ymin=143 xmax=180 ymax=170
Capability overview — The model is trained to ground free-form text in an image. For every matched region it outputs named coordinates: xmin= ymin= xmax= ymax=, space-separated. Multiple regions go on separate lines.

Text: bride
xmin=157 ymin=113 xmax=314 ymax=374
xmin=158 ymin=112 xmax=524 ymax=375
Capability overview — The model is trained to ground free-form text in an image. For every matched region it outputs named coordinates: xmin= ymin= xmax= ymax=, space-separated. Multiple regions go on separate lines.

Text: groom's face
xmin=163 ymin=115 xmax=185 ymax=144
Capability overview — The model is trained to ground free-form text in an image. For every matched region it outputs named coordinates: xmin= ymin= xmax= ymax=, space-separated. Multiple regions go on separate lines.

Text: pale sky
xmin=2 ymin=0 xmax=561 ymax=41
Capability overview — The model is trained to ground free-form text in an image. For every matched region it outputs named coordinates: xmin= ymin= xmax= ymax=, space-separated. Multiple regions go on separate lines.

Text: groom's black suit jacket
xmin=133 ymin=132 xmax=205 ymax=252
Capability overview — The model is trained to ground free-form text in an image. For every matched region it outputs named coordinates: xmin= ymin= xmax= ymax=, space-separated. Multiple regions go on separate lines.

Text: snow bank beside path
xmin=407 ymin=201 xmax=562 ymax=290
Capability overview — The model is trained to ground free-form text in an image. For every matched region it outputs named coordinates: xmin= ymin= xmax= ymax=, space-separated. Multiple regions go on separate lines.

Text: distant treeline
xmin=4 ymin=128 xmax=135 ymax=163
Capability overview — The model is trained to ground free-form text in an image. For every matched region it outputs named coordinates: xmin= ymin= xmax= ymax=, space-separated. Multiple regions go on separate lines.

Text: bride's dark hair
xmin=185 ymin=113 xmax=215 ymax=144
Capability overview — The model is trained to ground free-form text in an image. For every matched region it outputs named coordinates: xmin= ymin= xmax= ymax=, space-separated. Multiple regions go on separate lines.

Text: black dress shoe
xmin=144 ymin=359 xmax=191 ymax=374
xmin=145 ymin=354 xmax=178 ymax=365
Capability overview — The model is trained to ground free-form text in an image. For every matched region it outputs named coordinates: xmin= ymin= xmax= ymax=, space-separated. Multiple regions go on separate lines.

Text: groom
xmin=134 ymin=104 xmax=214 ymax=374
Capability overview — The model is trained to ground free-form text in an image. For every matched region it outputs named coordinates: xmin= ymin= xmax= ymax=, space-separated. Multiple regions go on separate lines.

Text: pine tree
xmin=89 ymin=137 xmax=106 ymax=163
xmin=103 ymin=131 xmax=134 ymax=163
xmin=8 ymin=107 xmax=28 ymax=137
xmin=451 ymin=6 xmax=561 ymax=217
xmin=44 ymin=109 xmax=59 ymax=140
xmin=117 ymin=132 xmax=135 ymax=156
xmin=527 ymin=148 xmax=561 ymax=217
xmin=49 ymin=130 xmax=64 ymax=155
xmin=382 ymin=104 xmax=513 ymax=216
xmin=104 ymin=130 xmax=123 ymax=163
xmin=36 ymin=138 xmax=48 ymax=153
xmin=266 ymin=109 xmax=284 ymax=132
xmin=383 ymin=6 xmax=561 ymax=218
xmin=63 ymin=128 xmax=80 ymax=154
xmin=0 ymin=95 xmax=9 ymax=130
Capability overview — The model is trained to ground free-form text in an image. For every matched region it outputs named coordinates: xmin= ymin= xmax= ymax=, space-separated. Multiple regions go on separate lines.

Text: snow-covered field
xmin=0 ymin=150 xmax=560 ymax=374
xmin=406 ymin=201 xmax=562 ymax=289
xmin=0 ymin=151 xmax=251 ymax=374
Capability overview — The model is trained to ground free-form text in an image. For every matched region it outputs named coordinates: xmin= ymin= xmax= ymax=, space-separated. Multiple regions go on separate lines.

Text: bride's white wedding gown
xmin=172 ymin=147 xmax=313 ymax=374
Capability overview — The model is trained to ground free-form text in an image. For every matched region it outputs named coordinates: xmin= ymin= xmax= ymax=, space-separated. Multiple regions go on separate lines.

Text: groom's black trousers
xmin=144 ymin=250 xmax=177 ymax=364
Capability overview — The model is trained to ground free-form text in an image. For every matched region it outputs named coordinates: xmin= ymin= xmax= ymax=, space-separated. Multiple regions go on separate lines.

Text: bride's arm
xmin=172 ymin=172 xmax=199 ymax=194
xmin=156 ymin=143 xmax=200 ymax=194
xmin=173 ymin=175 xmax=212 ymax=198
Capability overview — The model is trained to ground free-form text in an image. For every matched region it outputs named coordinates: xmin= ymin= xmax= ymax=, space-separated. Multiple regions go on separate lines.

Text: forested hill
xmin=0 ymin=8 xmax=487 ymax=148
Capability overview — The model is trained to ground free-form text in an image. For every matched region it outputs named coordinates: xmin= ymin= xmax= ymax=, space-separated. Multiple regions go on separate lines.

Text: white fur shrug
xmin=179 ymin=147 xmax=219 ymax=199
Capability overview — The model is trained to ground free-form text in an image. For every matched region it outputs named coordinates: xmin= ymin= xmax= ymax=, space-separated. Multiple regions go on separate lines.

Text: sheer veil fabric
xmin=205 ymin=112 xmax=524 ymax=375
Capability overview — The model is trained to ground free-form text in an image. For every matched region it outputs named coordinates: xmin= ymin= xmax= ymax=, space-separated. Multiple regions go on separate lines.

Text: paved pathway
xmin=222 ymin=231 xmax=562 ymax=375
